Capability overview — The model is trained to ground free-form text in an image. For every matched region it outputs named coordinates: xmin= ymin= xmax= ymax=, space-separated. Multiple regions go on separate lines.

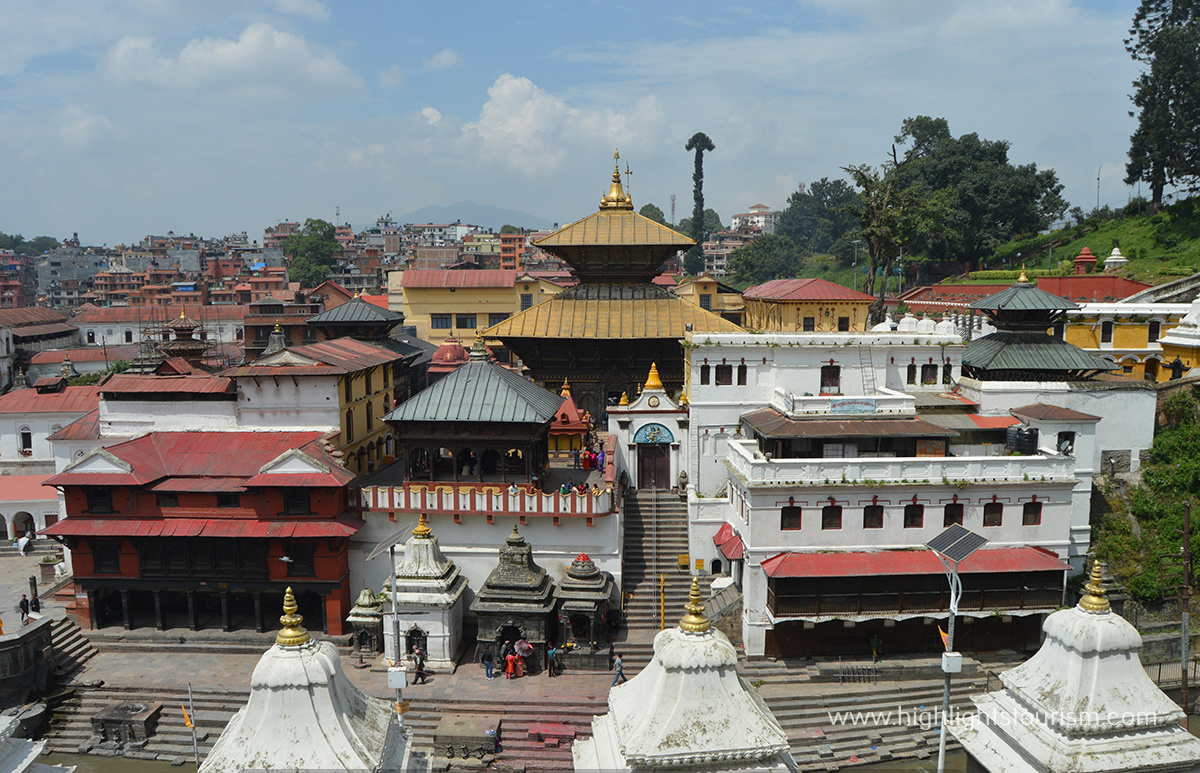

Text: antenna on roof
xmin=670 ymin=194 xmax=676 ymax=225
xmin=335 ymin=206 xmax=341 ymax=227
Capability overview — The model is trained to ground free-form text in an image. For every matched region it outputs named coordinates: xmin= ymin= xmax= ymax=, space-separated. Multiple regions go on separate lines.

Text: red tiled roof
xmin=1011 ymin=403 xmax=1101 ymax=422
xmin=13 ymin=322 xmax=78 ymax=338
xmin=652 ymin=274 xmax=678 ymax=286
xmin=99 ymin=375 xmax=235 ymax=396
xmin=0 ymin=475 xmax=56 ymax=503
xmin=30 ymin=345 xmax=141 ymax=365
xmin=713 ymin=522 xmax=744 ymax=560
xmin=0 ymin=307 xmax=68 ymax=328
xmin=72 ymin=305 xmax=250 ymax=324
xmin=401 ymin=269 xmax=526 ymax=288
xmin=45 ymin=431 xmax=352 ymax=489
xmin=227 ymin=337 xmax=402 ymax=376
xmin=744 ymin=278 xmax=875 ymax=302
xmin=48 ymin=410 xmax=100 ymax=441
xmin=761 ymin=546 xmax=1068 ymax=578
xmin=41 ymin=512 xmax=364 ymax=539
xmin=967 ymin=415 xmax=1020 ymax=429
xmin=0 ymin=386 xmax=99 ymax=415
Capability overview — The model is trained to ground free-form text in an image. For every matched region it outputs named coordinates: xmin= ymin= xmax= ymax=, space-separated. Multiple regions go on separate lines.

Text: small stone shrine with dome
xmin=950 ymin=562 xmax=1200 ymax=773
xmin=199 ymin=588 xmax=424 ymax=773
xmin=381 ymin=513 xmax=467 ymax=670
xmin=345 ymin=586 xmax=384 ymax=654
xmin=470 ymin=525 xmax=556 ymax=666
xmin=573 ymin=578 xmax=796 ymax=772
xmin=553 ymin=552 xmax=616 ymax=670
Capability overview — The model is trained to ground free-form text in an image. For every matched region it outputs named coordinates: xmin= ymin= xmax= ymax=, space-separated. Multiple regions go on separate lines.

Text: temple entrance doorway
xmin=637 ymin=444 xmax=670 ymax=490
xmin=496 ymin=624 xmax=523 ymax=647
xmin=405 ymin=626 xmax=427 ymax=655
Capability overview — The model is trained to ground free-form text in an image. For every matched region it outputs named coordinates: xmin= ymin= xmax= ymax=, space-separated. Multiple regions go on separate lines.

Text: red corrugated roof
xmin=0 ymin=475 xmax=56 ymax=503
xmin=713 ymin=522 xmax=744 ymax=560
xmin=228 ymin=337 xmax=402 ymax=376
xmin=967 ymin=415 xmax=1021 ymax=429
xmin=0 ymin=386 xmax=99 ymax=415
xmin=401 ymin=269 xmax=524 ymax=288
xmin=100 ymin=375 xmax=235 ymax=395
xmin=48 ymin=410 xmax=100 ymax=441
xmin=72 ymin=305 xmax=250 ymax=324
xmin=40 ymin=512 xmax=364 ymax=539
xmin=30 ymin=345 xmax=141 ymax=364
xmin=14 ymin=322 xmax=78 ymax=338
xmin=1011 ymin=403 xmax=1101 ymax=422
xmin=0 ymin=307 xmax=68 ymax=328
xmin=761 ymin=546 xmax=1068 ymax=578
xmin=744 ymin=278 xmax=875 ymax=302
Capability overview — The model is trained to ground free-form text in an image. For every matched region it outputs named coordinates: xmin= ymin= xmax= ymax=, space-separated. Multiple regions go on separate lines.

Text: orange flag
xmin=938 ymin=626 xmax=949 ymax=650
xmin=181 ymin=704 xmax=192 ymax=729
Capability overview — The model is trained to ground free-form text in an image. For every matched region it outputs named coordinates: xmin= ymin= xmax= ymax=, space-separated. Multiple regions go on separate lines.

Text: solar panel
xmin=926 ymin=524 xmax=988 ymax=563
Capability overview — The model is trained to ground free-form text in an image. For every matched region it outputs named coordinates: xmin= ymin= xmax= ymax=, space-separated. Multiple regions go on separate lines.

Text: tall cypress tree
xmin=684 ymin=133 xmax=715 ymax=274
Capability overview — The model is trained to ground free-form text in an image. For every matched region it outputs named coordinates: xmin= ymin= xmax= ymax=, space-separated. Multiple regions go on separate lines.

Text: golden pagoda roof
xmin=534 ymin=208 xmax=695 ymax=249
xmin=484 ymin=288 xmax=743 ymax=340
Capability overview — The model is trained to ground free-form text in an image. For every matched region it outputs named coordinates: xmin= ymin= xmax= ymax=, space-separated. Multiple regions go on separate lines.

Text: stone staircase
xmin=621 ymin=491 xmax=692 ymax=635
xmin=49 ymin=616 xmax=97 ymax=680
xmin=0 ymin=539 xmax=62 ymax=558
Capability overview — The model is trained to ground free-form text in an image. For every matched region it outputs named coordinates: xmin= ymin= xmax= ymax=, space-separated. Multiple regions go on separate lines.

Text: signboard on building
xmin=830 ymin=398 xmax=875 ymax=414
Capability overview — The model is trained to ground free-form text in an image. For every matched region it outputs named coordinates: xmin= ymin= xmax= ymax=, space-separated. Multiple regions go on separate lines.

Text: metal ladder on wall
xmin=858 ymin=346 xmax=876 ymax=394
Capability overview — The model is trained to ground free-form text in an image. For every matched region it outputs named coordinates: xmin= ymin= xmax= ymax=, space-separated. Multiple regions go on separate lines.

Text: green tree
xmin=1125 ymin=0 xmax=1200 ymax=208
xmin=676 ymin=209 xmax=724 ymax=238
xmin=500 ymin=224 xmax=521 ymax=234
xmin=639 ymin=203 xmax=666 ymax=224
xmin=0 ymin=232 xmax=60 ymax=255
xmin=281 ymin=218 xmax=343 ymax=287
xmin=776 ymin=178 xmax=862 ymax=254
xmin=684 ymin=133 xmax=716 ymax=274
xmin=893 ymin=116 xmax=1066 ymax=266
xmin=728 ymin=234 xmax=804 ymax=285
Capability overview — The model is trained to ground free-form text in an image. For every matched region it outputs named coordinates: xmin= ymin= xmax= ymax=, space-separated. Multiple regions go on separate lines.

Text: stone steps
xmin=621 ymin=492 xmax=692 ymax=630
xmin=49 ymin=617 xmax=98 ymax=679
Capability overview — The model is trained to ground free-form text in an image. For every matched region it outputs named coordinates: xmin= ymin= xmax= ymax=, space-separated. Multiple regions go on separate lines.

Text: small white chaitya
xmin=199 ymin=588 xmax=424 ymax=773
xmin=573 ymin=578 xmax=795 ymax=773
xmin=382 ymin=513 xmax=467 ymax=669
xmin=950 ymin=562 xmax=1200 ymax=772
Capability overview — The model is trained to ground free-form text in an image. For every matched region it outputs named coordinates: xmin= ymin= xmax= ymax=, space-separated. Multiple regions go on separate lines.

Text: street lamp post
xmin=926 ymin=524 xmax=988 ymax=773
xmin=851 ymin=240 xmax=862 ymax=292
xmin=1097 ymin=164 xmax=1104 ymax=211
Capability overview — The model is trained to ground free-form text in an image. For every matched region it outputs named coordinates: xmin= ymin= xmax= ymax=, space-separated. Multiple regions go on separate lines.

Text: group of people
xmin=17 ymin=594 xmax=40 ymax=625
xmin=571 ymin=447 xmax=605 ymax=472
xmin=479 ymin=639 xmax=532 ymax=680
xmin=559 ymin=480 xmax=601 ymax=496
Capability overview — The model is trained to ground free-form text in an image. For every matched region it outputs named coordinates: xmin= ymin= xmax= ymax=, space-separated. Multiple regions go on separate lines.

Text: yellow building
xmin=394 ymin=268 xmax=566 ymax=359
xmin=672 ymin=274 xmax=745 ymax=326
xmin=743 ymin=278 xmax=874 ymax=332
xmin=1059 ymin=302 xmax=1190 ymax=381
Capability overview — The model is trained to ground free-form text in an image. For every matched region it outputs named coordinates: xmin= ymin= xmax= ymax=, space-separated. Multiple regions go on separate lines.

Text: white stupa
xmin=573 ymin=578 xmax=795 ymax=772
xmin=0 ymin=715 xmax=73 ymax=773
xmin=199 ymin=588 xmax=424 ymax=773
xmin=950 ymin=562 xmax=1200 ymax=772
xmin=382 ymin=513 xmax=467 ymax=669
xmin=1104 ymin=247 xmax=1129 ymax=270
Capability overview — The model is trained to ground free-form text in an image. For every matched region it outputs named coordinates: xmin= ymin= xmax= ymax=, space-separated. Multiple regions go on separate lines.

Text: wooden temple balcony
xmin=358 ymin=481 xmax=617 ymax=521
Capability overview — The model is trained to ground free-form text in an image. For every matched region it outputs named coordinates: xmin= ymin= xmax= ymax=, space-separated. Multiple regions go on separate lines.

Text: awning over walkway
xmin=40 ymin=513 xmax=364 ymax=539
xmin=713 ymin=522 xmax=744 ymax=560
xmin=761 ymin=546 xmax=1068 ymax=578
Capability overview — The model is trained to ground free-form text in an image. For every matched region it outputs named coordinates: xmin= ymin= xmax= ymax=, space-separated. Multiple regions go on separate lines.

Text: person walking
xmin=611 ymin=652 xmax=627 ymax=685
xmin=412 ymin=646 xmax=428 ymax=684
xmin=547 ymin=645 xmax=558 ymax=677
xmin=505 ymin=652 xmax=516 ymax=679
xmin=18 ymin=595 xmax=29 ymax=625
xmin=481 ymin=649 xmax=495 ymax=679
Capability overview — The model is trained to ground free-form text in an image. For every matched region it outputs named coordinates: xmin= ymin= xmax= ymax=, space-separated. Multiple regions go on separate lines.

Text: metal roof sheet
xmin=761 ymin=546 xmax=1069 ymax=578
xmin=744 ymin=278 xmax=875 ymax=302
xmin=14 ymin=322 xmax=78 ymax=338
xmin=1011 ymin=403 xmax=1102 ymax=422
xmin=963 ymin=332 xmax=1117 ymax=373
xmin=30 ymin=345 xmax=141 ymax=364
xmin=535 ymin=209 xmax=694 ymax=248
xmin=967 ymin=415 xmax=1020 ymax=429
xmin=968 ymin=282 xmax=1079 ymax=312
xmin=41 ymin=512 xmax=363 ymax=539
xmin=401 ymin=269 xmax=527 ymax=289
xmin=485 ymin=288 xmax=743 ymax=339
xmin=385 ymin=359 xmax=564 ymax=424
xmin=47 ymin=410 xmax=100 ymax=441
xmin=100 ymin=375 xmax=236 ymax=395
xmin=741 ymin=408 xmax=959 ymax=439
xmin=0 ymin=385 xmax=99 ymax=415
xmin=0 ymin=475 xmax=56 ymax=503
xmin=72 ymin=305 xmax=250 ymax=323
xmin=0 ymin=307 xmax=68 ymax=328
xmin=713 ymin=522 xmax=744 ymax=560
xmin=307 ymin=296 xmax=403 ymax=324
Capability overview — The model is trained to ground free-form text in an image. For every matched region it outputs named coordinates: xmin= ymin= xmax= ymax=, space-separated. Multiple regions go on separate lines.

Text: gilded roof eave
xmin=534 ymin=210 xmax=695 ymax=249
xmin=484 ymin=294 xmax=743 ymax=340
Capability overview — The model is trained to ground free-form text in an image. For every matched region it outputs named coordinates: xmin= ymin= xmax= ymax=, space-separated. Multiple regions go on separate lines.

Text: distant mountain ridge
xmin=396 ymin=201 xmax=554 ymax=232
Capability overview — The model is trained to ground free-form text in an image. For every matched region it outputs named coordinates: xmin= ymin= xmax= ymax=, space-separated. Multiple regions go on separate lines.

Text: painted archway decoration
xmin=634 ymin=423 xmax=675 ymax=444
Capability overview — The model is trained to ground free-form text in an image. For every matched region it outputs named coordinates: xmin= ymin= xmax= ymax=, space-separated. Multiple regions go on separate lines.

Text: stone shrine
xmin=381 ymin=513 xmax=467 ymax=669
xmin=950 ymin=562 xmax=1200 ymax=772
xmin=470 ymin=525 xmax=556 ymax=667
xmin=573 ymin=578 xmax=796 ymax=772
xmin=346 ymin=586 xmax=384 ymax=653
xmin=554 ymin=552 xmax=616 ymax=670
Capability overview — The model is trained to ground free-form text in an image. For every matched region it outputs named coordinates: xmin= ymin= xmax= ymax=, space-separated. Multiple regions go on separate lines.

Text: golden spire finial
xmin=678 ymin=390 xmax=689 ymax=406
xmin=276 ymin=586 xmax=311 ymax=646
xmin=1018 ymin=265 xmax=1029 ymax=283
xmin=273 ymin=322 xmax=282 ymax=332
xmin=679 ymin=577 xmax=711 ymax=633
xmin=1078 ymin=560 xmax=1111 ymax=613
xmin=645 ymin=362 xmax=663 ymax=391
xmin=412 ymin=512 xmax=432 ymax=538
xmin=180 ymin=309 xmax=186 ymax=319
xmin=600 ymin=149 xmax=633 ymax=210
xmin=560 ymin=378 xmax=571 ymax=397
xmin=619 ymin=391 xmax=629 ymax=406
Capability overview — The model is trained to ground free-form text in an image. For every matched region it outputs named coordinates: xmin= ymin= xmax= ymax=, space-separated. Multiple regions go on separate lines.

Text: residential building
xmin=73 ymin=304 xmax=247 ymax=348
xmin=743 ymin=278 xmax=875 ymax=332
xmin=0 ymin=249 xmax=28 ymax=308
xmin=701 ymin=227 xmax=758 ymax=276
xmin=731 ymin=204 xmax=779 ymax=234
xmin=0 ymin=324 xmax=13 ymax=392
xmin=41 ymin=430 xmax=360 ymax=635
xmin=1058 ymin=302 xmax=1190 ymax=381
xmin=27 ymin=344 xmax=140 ymax=381
xmin=263 ymin=221 xmax=300 ymax=250
xmin=500 ymin=232 xmax=525 ymax=270
xmin=241 ymin=296 xmax=324 ymax=360
xmin=0 ymin=378 xmax=100 ymax=474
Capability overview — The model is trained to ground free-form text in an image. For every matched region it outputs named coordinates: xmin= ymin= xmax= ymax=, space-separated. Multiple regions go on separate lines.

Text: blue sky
xmin=0 ymin=0 xmax=1146 ymax=247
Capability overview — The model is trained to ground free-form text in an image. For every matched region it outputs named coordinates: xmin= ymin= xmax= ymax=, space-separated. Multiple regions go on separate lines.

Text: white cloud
xmin=104 ymin=23 xmax=362 ymax=101
xmin=379 ymin=64 xmax=403 ymax=89
xmin=422 ymin=48 xmax=461 ymax=70
xmin=274 ymin=0 xmax=330 ymax=21
xmin=57 ymin=106 xmax=121 ymax=152
xmin=422 ymin=107 xmax=442 ymax=126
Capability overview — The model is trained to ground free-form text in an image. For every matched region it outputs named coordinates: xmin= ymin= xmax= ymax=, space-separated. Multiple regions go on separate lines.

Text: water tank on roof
xmin=1005 ymin=426 xmax=1040 ymax=455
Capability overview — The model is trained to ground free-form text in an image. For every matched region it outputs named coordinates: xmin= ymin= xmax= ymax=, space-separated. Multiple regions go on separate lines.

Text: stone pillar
xmin=87 ymin=590 xmax=98 ymax=630
xmin=253 ymin=592 xmax=264 ymax=633
xmin=120 ymin=589 xmax=132 ymax=630
xmin=187 ymin=591 xmax=198 ymax=631
xmin=153 ymin=590 xmax=164 ymax=631
xmin=220 ymin=591 xmax=231 ymax=632
xmin=5 ymin=515 xmax=14 ymax=542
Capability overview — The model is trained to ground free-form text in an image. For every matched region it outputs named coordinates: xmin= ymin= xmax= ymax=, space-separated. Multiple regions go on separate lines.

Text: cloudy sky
xmin=0 ymin=0 xmax=1145 ymax=247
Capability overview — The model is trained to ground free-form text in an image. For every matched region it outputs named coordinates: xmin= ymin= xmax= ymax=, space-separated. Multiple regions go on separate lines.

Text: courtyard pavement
xmin=0 ymin=549 xmax=68 ymax=632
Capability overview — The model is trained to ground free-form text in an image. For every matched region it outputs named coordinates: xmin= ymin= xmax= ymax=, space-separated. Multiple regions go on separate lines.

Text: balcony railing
xmin=768 ymin=588 xmax=1062 ymax=617
xmin=771 ymin=386 xmax=914 ymax=417
xmin=359 ymin=481 xmax=615 ymax=519
xmin=728 ymin=440 xmax=1075 ymax=486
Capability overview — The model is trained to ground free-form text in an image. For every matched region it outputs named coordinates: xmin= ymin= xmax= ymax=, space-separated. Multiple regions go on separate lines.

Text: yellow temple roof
xmin=484 ymin=289 xmax=743 ymax=340
xmin=534 ymin=208 xmax=696 ymax=249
